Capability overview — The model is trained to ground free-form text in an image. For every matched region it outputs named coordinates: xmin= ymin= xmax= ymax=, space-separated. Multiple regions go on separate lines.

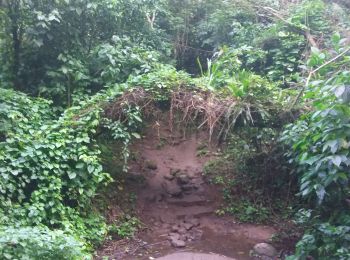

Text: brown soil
xmin=96 ymin=122 xmax=276 ymax=260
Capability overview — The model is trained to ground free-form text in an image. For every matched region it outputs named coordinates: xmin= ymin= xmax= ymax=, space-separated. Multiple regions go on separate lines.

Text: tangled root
xmin=170 ymin=90 xmax=240 ymax=141
xmin=105 ymin=87 xmax=255 ymax=142
xmin=104 ymin=88 xmax=156 ymax=123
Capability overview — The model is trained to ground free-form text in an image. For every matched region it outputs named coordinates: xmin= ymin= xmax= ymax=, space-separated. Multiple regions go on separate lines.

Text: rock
xmin=177 ymin=227 xmax=187 ymax=235
xmin=187 ymin=218 xmax=200 ymax=227
xmin=181 ymin=183 xmax=194 ymax=192
xmin=193 ymin=183 xmax=200 ymax=190
xmin=168 ymin=232 xmax=180 ymax=240
xmin=163 ymin=182 xmax=182 ymax=197
xmin=183 ymin=222 xmax=194 ymax=231
xmin=179 ymin=234 xmax=187 ymax=241
xmin=170 ymin=168 xmax=181 ymax=176
xmin=153 ymin=221 xmax=161 ymax=227
xmin=184 ymin=233 xmax=194 ymax=240
xmin=145 ymin=160 xmax=158 ymax=170
xmin=177 ymin=174 xmax=190 ymax=185
xmin=171 ymin=239 xmax=186 ymax=247
xmin=192 ymin=229 xmax=203 ymax=240
xmin=253 ymin=243 xmax=278 ymax=257
xmin=171 ymin=225 xmax=180 ymax=232
xmin=171 ymin=238 xmax=186 ymax=248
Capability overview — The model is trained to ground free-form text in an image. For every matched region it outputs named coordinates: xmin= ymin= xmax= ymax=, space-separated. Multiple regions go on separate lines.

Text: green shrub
xmin=204 ymin=127 xmax=297 ymax=223
xmin=108 ymin=216 xmax=141 ymax=239
xmin=282 ymin=37 xmax=350 ymax=259
xmin=0 ymin=88 xmax=53 ymax=139
xmin=0 ymin=226 xmax=90 ymax=260
xmin=127 ymin=64 xmax=194 ymax=100
xmin=0 ymin=87 xmax=130 ymax=244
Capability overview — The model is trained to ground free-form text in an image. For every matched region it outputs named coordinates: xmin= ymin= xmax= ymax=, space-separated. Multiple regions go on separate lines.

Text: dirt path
xmin=98 ymin=124 xmax=276 ymax=259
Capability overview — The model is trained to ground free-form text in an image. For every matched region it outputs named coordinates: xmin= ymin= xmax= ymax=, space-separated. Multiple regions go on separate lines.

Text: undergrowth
xmin=0 ymin=0 xmax=349 ymax=258
xmin=204 ymin=127 xmax=299 ymax=224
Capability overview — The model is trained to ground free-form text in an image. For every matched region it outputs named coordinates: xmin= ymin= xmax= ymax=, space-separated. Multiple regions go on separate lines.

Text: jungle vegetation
xmin=0 ymin=0 xmax=349 ymax=259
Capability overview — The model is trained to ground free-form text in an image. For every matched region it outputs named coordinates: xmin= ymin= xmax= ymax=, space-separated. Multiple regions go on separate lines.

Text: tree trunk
xmin=7 ymin=0 xmax=22 ymax=91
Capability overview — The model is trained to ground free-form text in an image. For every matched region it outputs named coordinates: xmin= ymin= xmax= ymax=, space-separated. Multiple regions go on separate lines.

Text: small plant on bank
xmin=0 ymin=226 xmax=90 ymax=259
xmin=108 ymin=216 xmax=141 ymax=239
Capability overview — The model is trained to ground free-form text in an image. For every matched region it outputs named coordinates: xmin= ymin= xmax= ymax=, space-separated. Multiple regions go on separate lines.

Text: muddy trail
xmin=97 ymin=124 xmax=277 ymax=259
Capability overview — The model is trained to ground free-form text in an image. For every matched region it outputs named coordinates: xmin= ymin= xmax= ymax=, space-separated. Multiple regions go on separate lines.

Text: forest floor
xmin=96 ymin=121 xmax=277 ymax=260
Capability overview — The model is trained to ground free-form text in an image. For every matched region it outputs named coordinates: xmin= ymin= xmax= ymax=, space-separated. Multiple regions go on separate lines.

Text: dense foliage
xmin=0 ymin=86 xmax=114 ymax=245
xmin=0 ymin=226 xmax=88 ymax=259
xmin=282 ymin=41 xmax=350 ymax=259
xmin=0 ymin=0 xmax=350 ymax=258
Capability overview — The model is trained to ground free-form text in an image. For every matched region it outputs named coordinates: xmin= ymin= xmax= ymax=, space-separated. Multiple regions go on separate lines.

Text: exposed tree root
xmin=104 ymin=87 xmax=262 ymax=142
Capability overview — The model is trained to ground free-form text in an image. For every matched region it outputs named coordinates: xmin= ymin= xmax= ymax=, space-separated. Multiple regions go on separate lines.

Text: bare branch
xmin=260 ymin=6 xmax=318 ymax=48
xmin=291 ymin=46 xmax=350 ymax=108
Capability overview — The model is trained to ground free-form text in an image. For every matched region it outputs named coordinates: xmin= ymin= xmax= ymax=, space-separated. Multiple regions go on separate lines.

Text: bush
xmin=0 ymin=87 xmax=129 ymax=244
xmin=282 ymin=37 xmax=350 ymax=259
xmin=0 ymin=226 xmax=90 ymax=259
xmin=0 ymin=88 xmax=53 ymax=140
xmin=204 ymin=127 xmax=297 ymax=223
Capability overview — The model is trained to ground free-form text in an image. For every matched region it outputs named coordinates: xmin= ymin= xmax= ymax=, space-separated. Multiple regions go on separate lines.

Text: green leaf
xmin=76 ymin=162 xmax=84 ymax=169
xmin=334 ymin=85 xmax=345 ymax=98
xmin=75 ymin=7 xmax=82 ymax=16
xmin=68 ymin=171 xmax=77 ymax=179
xmin=87 ymin=165 xmax=94 ymax=173
xmin=316 ymin=186 xmax=326 ymax=203
xmin=61 ymin=66 xmax=68 ymax=74
xmin=131 ymin=133 xmax=141 ymax=139
xmin=331 ymin=155 xmax=342 ymax=167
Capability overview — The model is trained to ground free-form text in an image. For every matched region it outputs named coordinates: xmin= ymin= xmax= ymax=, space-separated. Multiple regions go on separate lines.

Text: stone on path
xmin=170 ymin=168 xmax=181 ymax=176
xmin=177 ymin=174 xmax=190 ymax=185
xmin=183 ymin=222 xmax=194 ymax=231
xmin=168 ymin=232 xmax=180 ymax=240
xmin=145 ymin=160 xmax=158 ymax=170
xmin=169 ymin=237 xmax=186 ymax=248
xmin=253 ymin=243 xmax=278 ymax=258
xmin=171 ymin=225 xmax=179 ymax=232
xmin=162 ymin=182 xmax=182 ymax=197
xmin=187 ymin=217 xmax=200 ymax=227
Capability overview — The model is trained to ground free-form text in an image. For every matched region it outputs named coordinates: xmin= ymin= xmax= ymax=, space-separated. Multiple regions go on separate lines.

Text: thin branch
xmin=261 ymin=6 xmax=300 ymax=30
xmin=291 ymin=46 xmax=350 ymax=108
xmin=259 ymin=6 xmax=318 ymax=48
xmin=146 ymin=10 xmax=156 ymax=29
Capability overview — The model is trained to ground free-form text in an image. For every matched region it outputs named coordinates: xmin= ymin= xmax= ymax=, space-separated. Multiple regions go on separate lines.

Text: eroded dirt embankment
xmin=97 ymin=122 xmax=276 ymax=259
